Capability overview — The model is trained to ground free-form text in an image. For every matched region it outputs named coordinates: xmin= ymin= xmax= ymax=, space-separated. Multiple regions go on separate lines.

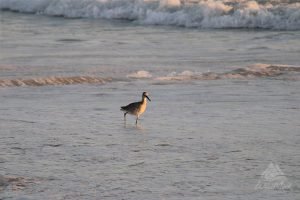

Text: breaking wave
xmin=0 ymin=76 xmax=111 ymax=87
xmin=127 ymin=70 xmax=153 ymax=79
xmin=1 ymin=64 xmax=299 ymax=87
xmin=129 ymin=64 xmax=300 ymax=82
xmin=1 ymin=0 xmax=300 ymax=30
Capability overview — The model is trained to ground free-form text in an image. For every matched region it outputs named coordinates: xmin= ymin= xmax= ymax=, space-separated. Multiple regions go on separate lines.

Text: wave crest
xmin=1 ymin=0 xmax=300 ymax=30
xmin=1 ymin=64 xmax=299 ymax=87
xmin=0 ymin=76 xmax=111 ymax=87
xmin=127 ymin=70 xmax=153 ymax=79
xmin=155 ymin=64 xmax=300 ymax=82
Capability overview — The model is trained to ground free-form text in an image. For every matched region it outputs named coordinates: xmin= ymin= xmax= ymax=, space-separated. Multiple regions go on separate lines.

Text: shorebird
xmin=121 ymin=92 xmax=151 ymax=124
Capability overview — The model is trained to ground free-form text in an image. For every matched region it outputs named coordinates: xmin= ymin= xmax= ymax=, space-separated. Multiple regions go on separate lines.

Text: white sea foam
xmin=156 ymin=70 xmax=201 ymax=81
xmin=155 ymin=64 xmax=300 ymax=82
xmin=0 ymin=0 xmax=299 ymax=30
xmin=1 ymin=64 xmax=299 ymax=87
xmin=127 ymin=70 xmax=153 ymax=79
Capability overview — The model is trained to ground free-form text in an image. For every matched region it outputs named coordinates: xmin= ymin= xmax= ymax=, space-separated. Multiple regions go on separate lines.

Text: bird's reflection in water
xmin=123 ymin=121 xmax=145 ymax=131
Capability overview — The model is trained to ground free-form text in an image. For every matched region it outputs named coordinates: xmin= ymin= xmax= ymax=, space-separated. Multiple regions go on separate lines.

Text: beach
xmin=1 ymin=0 xmax=300 ymax=199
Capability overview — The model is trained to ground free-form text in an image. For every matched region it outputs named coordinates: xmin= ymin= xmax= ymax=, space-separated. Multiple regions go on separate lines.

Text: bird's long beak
xmin=146 ymin=95 xmax=151 ymax=101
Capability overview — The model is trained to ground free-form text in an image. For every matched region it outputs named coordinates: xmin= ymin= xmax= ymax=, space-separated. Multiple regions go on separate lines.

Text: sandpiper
xmin=121 ymin=92 xmax=151 ymax=124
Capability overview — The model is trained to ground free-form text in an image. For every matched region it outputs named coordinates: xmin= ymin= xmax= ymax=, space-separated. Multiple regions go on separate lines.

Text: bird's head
xmin=143 ymin=92 xmax=151 ymax=101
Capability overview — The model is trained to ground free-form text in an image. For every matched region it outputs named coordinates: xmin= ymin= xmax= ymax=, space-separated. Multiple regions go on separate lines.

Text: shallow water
xmin=1 ymin=80 xmax=300 ymax=199
xmin=0 ymin=5 xmax=300 ymax=200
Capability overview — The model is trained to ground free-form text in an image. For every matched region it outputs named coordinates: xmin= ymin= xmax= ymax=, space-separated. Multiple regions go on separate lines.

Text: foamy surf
xmin=121 ymin=64 xmax=300 ymax=84
xmin=0 ymin=0 xmax=299 ymax=30
xmin=127 ymin=70 xmax=153 ymax=79
xmin=0 ymin=76 xmax=111 ymax=87
xmin=1 ymin=64 xmax=299 ymax=87
xmin=151 ymin=64 xmax=300 ymax=82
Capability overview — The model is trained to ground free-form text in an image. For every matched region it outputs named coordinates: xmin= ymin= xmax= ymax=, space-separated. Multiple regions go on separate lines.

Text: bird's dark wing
xmin=121 ymin=101 xmax=140 ymax=112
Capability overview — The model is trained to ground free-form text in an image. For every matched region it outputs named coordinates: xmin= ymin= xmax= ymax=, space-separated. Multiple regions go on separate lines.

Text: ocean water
xmin=0 ymin=0 xmax=300 ymax=199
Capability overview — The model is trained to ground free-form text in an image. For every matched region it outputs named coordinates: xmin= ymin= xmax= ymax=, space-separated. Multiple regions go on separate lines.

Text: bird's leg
xmin=124 ymin=112 xmax=127 ymax=121
xmin=136 ymin=115 xmax=139 ymax=125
